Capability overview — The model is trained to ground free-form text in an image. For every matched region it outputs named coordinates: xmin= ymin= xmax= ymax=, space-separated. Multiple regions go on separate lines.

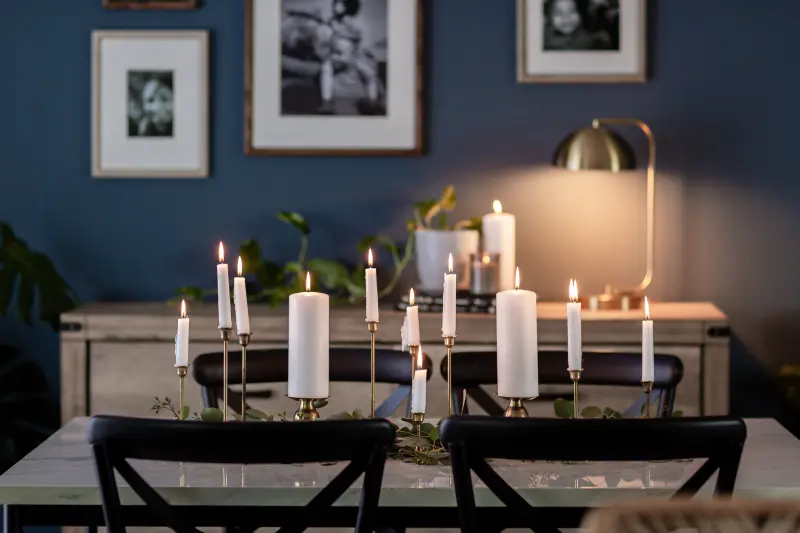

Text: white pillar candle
xmin=406 ymin=288 xmax=420 ymax=346
xmin=217 ymin=242 xmax=232 ymax=329
xmin=365 ymin=249 xmax=379 ymax=323
xmin=442 ymin=253 xmax=457 ymax=337
xmin=642 ymin=297 xmax=654 ymax=382
xmin=567 ymin=279 xmax=582 ymax=371
xmin=233 ymin=257 xmax=251 ymax=335
xmin=411 ymin=347 xmax=427 ymax=413
xmin=496 ymin=267 xmax=538 ymax=398
xmin=482 ymin=200 xmax=516 ymax=291
xmin=175 ymin=300 xmax=190 ymax=367
xmin=288 ymin=273 xmax=330 ymax=399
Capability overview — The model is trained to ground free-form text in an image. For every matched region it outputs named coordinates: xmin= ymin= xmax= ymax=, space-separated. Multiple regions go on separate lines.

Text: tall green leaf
xmin=277 ymin=212 xmax=310 ymax=236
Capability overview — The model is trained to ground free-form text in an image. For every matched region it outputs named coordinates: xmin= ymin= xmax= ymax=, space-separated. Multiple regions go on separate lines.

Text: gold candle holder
xmin=569 ymin=369 xmax=583 ymax=419
xmin=642 ymin=381 xmax=654 ymax=418
xmin=175 ymin=364 xmax=189 ymax=418
xmin=238 ymin=333 xmax=251 ymax=420
xmin=219 ymin=327 xmax=233 ymax=421
xmin=291 ymin=398 xmax=325 ymax=421
xmin=443 ymin=335 xmax=456 ymax=416
xmin=401 ymin=412 xmax=426 ymax=451
xmin=367 ymin=321 xmax=379 ymax=417
xmin=501 ymin=397 xmax=529 ymax=418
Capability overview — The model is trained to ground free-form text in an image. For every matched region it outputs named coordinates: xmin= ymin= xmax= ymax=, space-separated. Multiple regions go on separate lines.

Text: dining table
xmin=1 ymin=417 xmax=799 ymax=532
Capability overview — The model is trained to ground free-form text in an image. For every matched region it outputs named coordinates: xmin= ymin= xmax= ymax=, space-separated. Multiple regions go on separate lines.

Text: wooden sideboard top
xmin=60 ymin=302 xmax=727 ymax=344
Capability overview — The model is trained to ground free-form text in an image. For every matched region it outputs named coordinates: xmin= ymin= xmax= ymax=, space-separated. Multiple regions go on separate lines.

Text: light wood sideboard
xmin=59 ymin=302 xmax=730 ymax=423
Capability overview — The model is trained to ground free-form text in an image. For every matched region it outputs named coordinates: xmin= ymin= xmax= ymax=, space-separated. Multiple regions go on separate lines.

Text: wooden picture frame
xmin=92 ymin=30 xmax=209 ymax=178
xmin=103 ymin=0 xmax=199 ymax=10
xmin=245 ymin=0 xmax=424 ymax=156
xmin=517 ymin=0 xmax=646 ymax=83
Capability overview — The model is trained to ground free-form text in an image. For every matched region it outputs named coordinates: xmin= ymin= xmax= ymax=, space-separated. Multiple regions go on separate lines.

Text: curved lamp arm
xmin=592 ymin=118 xmax=655 ymax=294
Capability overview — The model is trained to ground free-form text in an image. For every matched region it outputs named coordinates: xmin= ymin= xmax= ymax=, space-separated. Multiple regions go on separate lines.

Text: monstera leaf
xmin=0 ymin=223 xmax=79 ymax=329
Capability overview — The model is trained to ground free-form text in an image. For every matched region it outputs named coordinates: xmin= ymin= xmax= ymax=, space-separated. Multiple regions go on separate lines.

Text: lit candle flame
xmin=417 ymin=346 xmax=423 ymax=369
xmin=493 ymin=200 xmax=502 ymax=214
xmin=218 ymin=242 xmax=225 ymax=263
xmin=644 ymin=296 xmax=650 ymax=320
xmin=569 ymin=279 xmax=578 ymax=303
xmin=409 ymin=288 xmax=415 ymax=306
xmin=368 ymin=248 xmax=373 ymax=268
xmin=448 ymin=253 xmax=453 ymax=273
xmin=237 ymin=257 xmax=243 ymax=277
xmin=515 ymin=267 xmax=520 ymax=290
xmin=482 ymin=253 xmax=490 ymax=264
xmin=306 ymin=272 xmax=311 ymax=292
xmin=180 ymin=300 xmax=187 ymax=319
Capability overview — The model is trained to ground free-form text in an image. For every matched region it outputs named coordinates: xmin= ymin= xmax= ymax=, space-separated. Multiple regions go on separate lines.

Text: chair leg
xmin=355 ymin=447 xmax=388 ymax=533
xmin=450 ymin=445 xmax=479 ymax=533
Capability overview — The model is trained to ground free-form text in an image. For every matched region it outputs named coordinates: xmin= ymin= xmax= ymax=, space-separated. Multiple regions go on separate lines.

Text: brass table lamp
xmin=552 ymin=118 xmax=655 ymax=310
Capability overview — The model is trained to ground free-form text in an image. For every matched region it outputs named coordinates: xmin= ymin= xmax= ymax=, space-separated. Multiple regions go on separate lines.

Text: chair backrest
xmin=88 ymin=415 xmax=395 ymax=533
xmin=441 ymin=351 xmax=684 ymax=416
xmin=193 ymin=347 xmax=433 ymax=416
xmin=582 ymin=500 xmax=800 ymax=533
xmin=440 ymin=415 xmax=747 ymax=533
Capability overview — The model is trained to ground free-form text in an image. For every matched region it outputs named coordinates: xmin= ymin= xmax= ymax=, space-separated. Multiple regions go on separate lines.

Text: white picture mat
xmin=250 ymin=0 xmax=418 ymax=150
xmin=522 ymin=0 xmax=644 ymax=78
xmin=92 ymin=31 xmax=208 ymax=178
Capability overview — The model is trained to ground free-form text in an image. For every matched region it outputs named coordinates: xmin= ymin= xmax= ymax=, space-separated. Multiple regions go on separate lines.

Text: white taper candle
xmin=233 ymin=257 xmax=250 ymax=335
xmin=406 ymin=288 xmax=420 ymax=346
xmin=442 ymin=253 xmax=457 ymax=337
xmin=642 ymin=297 xmax=654 ymax=382
xmin=411 ymin=347 xmax=427 ymax=413
xmin=567 ymin=279 xmax=582 ymax=371
xmin=175 ymin=300 xmax=190 ymax=367
xmin=365 ymin=249 xmax=379 ymax=322
xmin=217 ymin=242 xmax=232 ymax=329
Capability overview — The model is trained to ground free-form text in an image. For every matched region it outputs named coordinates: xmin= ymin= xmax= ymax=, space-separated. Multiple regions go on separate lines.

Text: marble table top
xmin=0 ymin=418 xmax=797 ymax=508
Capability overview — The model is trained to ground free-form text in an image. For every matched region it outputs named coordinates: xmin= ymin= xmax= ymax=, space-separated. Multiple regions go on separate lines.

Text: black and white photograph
xmin=128 ymin=70 xmax=175 ymax=138
xmin=246 ymin=0 xmax=422 ymax=156
xmin=92 ymin=31 xmax=208 ymax=178
xmin=281 ymin=0 xmax=388 ymax=117
xmin=543 ymin=0 xmax=619 ymax=51
xmin=518 ymin=0 xmax=645 ymax=83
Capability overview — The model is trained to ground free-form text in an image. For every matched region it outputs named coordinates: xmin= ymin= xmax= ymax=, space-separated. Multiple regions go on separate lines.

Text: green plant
xmin=0 ymin=223 xmax=79 ymax=329
xmin=175 ymin=212 xmax=413 ymax=307
xmin=553 ymin=397 xmax=683 ymax=419
xmin=409 ymin=184 xmax=482 ymax=232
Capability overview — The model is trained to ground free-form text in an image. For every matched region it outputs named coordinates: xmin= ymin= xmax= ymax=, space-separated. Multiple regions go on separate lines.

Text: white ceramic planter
xmin=414 ymin=229 xmax=479 ymax=292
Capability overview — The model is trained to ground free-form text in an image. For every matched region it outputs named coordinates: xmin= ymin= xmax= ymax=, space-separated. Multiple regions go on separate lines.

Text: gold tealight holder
xmin=642 ymin=381 xmax=654 ymax=418
xmin=175 ymin=364 xmax=189 ymax=417
xmin=238 ymin=333 xmax=251 ymax=419
xmin=219 ymin=327 xmax=233 ymax=421
xmin=569 ymin=369 xmax=583 ymax=418
xmin=367 ymin=321 xmax=379 ymax=417
xmin=500 ymin=397 xmax=531 ymax=418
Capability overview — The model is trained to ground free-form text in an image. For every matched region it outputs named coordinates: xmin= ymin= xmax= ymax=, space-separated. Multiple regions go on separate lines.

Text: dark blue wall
xmin=3 ymin=0 xmax=800 ymax=415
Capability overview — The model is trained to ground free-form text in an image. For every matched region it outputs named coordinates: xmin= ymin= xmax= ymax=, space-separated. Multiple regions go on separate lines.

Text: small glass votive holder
xmin=470 ymin=253 xmax=500 ymax=295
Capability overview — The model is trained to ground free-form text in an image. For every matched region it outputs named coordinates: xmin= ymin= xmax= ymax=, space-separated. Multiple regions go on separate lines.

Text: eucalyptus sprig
xmin=553 ymin=397 xmax=683 ymax=419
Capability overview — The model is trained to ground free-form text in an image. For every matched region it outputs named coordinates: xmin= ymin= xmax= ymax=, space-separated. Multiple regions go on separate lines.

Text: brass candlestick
xmin=238 ymin=333 xmax=251 ymax=420
xmin=642 ymin=381 xmax=654 ymax=418
xmin=443 ymin=335 xmax=456 ymax=416
xmin=291 ymin=398 xmax=325 ymax=421
xmin=367 ymin=321 xmax=379 ymax=417
xmin=569 ymin=369 xmax=583 ymax=419
xmin=501 ymin=397 xmax=530 ymax=418
xmin=401 ymin=412 xmax=426 ymax=451
xmin=175 ymin=364 xmax=189 ymax=418
xmin=219 ymin=327 xmax=232 ymax=421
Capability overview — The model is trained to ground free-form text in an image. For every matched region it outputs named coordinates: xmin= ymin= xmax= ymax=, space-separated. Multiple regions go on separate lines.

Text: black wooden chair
xmin=440 ymin=415 xmax=747 ymax=533
xmin=441 ymin=351 xmax=684 ymax=417
xmin=193 ymin=347 xmax=433 ymax=417
xmin=88 ymin=415 xmax=394 ymax=533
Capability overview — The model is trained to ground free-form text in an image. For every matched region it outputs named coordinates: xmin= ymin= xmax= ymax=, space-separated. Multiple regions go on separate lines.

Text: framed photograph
xmin=103 ymin=0 xmax=199 ymax=10
xmin=245 ymin=0 xmax=423 ymax=156
xmin=517 ymin=0 xmax=646 ymax=83
xmin=92 ymin=31 xmax=209 ymax=178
